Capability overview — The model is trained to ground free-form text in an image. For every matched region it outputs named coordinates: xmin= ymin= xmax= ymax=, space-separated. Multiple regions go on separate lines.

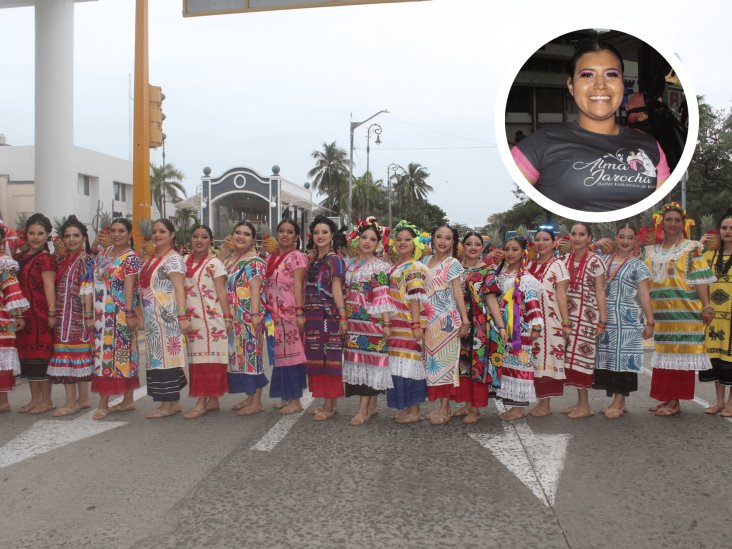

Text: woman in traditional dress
xmin=451 ymin=231 xmax=503 ymax=424
xmin=139 ymin=219 xmax=190 ymax=419
xmin=90 ymin=218 xmax=142 ymax=420
xmin=304 ymin=215 xmax=347 ymax=422
xmin=645 ymin=203 xmax=715 ymax=416
xmin=700 ymin=209 xmax=732 ymax=416
xmin=47 ymin=215 xmax=95 ymax=417
xmin=0 ymin=225 xmax=29 ymax=412
xmin=183 ymin=225 xmax=232 ymax=419
xmin=594 ymin=224 xmax=654 ymax=419
xmin=494 ymin=237 xmax=544 ymax=420
xmin=225 ymin=221 xmax=268 ymax=416
xmin=342 ymin=217 xmax=394 ymax=426
xmin=386 ymin=220 xmax=428 ymax=424
xmin=15 ymin=213 xmax=57 ymax=414
xmin=560 ymin=222 xmax=606 ymax=419
xmin=528 ymin=228 xmax=570 ymax=417
xmin=421 ymin=224 xmax=469 ymax=425
xmin=266 ymin=219 xmax=308 ymax=414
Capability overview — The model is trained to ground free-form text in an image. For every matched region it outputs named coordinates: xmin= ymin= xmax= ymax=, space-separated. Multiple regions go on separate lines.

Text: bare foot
xmin=648 ymin=401 xmax=670 ymax=413
xmin=272 ymin=401 xmax=287 ymax=409
xmin=604 ymin=408 xmax=625 ymax=419
xmin=183 ymin=407 xmax=207 ymax=420
xmin=560 ymin=406 xmax=577 ymax=415
xmin=350 ymin=413 xmax=370 ymax=426
xmin=720 ymin=407 xmax=732 ymax=417
xmin=144 ymin=407 xmax=180 ymax=419
xmin=655 ymin=405 xmax=681 ymax=417
xmin=705 ymin=403 xmax=725 ymax=415
xmin=237 ymin=404 xmax=264 ymax=416
xmin=205 ymin=401 xmax=220 ymax=412
xmin=0 ymin=403 xmax=10 ymax=413
xmin=568 ymin=408 xmax=594 ymax=419
xmin=279 ymin=401 xmax=303 ymax=415
xmin=91 ymin=408 xmax=110 ymax=421
xmin=463 ymin=411 xmax=481 ymax=424
xmin=429 ymin=411 xmax=451 ymax=425
xmin=77 ymin=401 xmax=92 ymax=410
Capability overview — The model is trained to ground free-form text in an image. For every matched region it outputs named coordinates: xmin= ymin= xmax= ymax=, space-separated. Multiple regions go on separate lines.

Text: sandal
xmin=91 ymin=409 xmax=110 ymax=421
xmin=144 ymin=408 xmax=180 ymax=419
xmin=183 ymin=408 xmax=207 ymax=420
xmin=655 ymin=406 xmax=681 ymax=417
xmin=567 ymin=409 xmax=594 ymax=419
xmin=313 ymin=409 xmax=336 ymax=422
xmin=604 ymin=408 xmax=625 ymax=419
xmin=394 ymin=413 xmax=422 ymax=424
xmin=463 ymin=413 xmax=481 ymax=425
xmin=720 ymin=408 xmax=732 ymax=418
xmin=350 ymin=414 xmax=370 ymax=426
xmin=705 ymin=403 xmax=725 ymax=415
xmin=648 ymin=401 xmax=670 ymax=413
xmin=429 ymin=412 xmax=452 ymax=425
xmin=237 ymin=406 xmax=264 ymax=416
xmin=52 ymin=406 xmax=81 ymax=417
xmin=109 ymin=402 xmax=136 ymax=413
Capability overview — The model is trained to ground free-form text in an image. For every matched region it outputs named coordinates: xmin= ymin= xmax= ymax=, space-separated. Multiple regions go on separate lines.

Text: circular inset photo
xmin=497 ymin=28 xmax=698 ymax=221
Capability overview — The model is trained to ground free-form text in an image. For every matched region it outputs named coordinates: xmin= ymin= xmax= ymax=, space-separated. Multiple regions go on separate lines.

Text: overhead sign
xmin=183 ymin=0 xmax=427 ymax=17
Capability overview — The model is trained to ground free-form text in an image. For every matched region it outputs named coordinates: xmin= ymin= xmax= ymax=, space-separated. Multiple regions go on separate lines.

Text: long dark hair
xmin=153 ymin=218 xmax=176 ymax=247
xmin=61 ymin=215 xmax=92 ymax=254
xmin=308 ymin=215 xmax=337 ymax=251
xmin=713 ymin=209 xmax=732 ymax=277
xmin=277 ymin=219 xmax=301 ymax=249
xmin=495 ymin=237 xmax=528 ymax=276
xmin=431 ymin=224 xmax=459 ymax=257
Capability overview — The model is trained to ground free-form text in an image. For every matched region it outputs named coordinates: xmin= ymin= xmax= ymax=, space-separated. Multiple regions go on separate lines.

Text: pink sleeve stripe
xmin=656 ymin=143 xmax=671 ymax=180
xmin=511 ymin=146 xmax=539 ymax=183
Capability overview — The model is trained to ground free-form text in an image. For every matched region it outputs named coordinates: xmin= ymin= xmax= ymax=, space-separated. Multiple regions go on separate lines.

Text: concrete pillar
xmin=34 ymin=0 xmax=75 ymax=219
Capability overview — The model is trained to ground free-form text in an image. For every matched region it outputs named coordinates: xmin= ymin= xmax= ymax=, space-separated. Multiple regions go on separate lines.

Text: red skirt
xmin=308 ymin=373 xmax=344 ymax=399
xmin=449 ymin=378 xmax=489 ymax=408
xmin=189 ymin=363 xmax=228 ymax=398
xmin=564 ymin=368 xmax=593 ymax=390
xmin=427 ymin=384 xmax=454 ymax=401
xmin=0 ymin=370 xmax=15 ymax=392
xmin=91 ymin=375 xmax=140 ymax=396
xmin=535 ymin=377 xmax=565 ymax=399
xmin=650 ymin=369 xmax=695 ymax=401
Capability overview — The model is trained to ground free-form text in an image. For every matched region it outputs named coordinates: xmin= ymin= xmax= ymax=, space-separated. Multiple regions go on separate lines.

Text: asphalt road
xmin=2 ymin=348 xmax=730 ymax=549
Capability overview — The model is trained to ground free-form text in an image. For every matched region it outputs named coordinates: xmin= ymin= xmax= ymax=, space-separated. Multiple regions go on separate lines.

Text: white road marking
xmin=0 ymin=385 xmax=148 ymax=469
xmin=640 ymin=367 xmax=732 ymax=424
xmin=252 ymin=394 xmax=315 ymax=452
xmin=470 ymin=401 xmax=571 ymax=507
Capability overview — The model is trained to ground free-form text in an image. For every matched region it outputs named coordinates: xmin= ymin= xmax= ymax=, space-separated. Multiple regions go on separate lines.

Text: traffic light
xmin=149 ymin=84 xmax=165 ymax=148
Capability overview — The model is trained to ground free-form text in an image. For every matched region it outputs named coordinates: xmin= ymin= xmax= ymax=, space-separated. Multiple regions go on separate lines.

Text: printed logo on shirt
xmin=572 ymin=148 xmax=657 ymax=189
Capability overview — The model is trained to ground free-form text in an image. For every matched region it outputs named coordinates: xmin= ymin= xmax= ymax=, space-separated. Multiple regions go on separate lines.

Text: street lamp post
xmin=348 ymin=109 xmax=389 ymax=226
xmin=365 ymin=123 xmax=382 ymax=176
xmin=387 ymin=163 xmax=399 ymax=229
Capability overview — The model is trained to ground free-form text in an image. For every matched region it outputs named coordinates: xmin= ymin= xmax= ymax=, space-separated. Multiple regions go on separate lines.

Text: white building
xmin=0 ymin=139 xmax=133 ymax=233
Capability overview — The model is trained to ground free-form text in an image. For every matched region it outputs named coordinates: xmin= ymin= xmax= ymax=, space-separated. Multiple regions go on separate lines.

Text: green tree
xmin=307 ymin=141 xmax=350 ymax=214
xmin=352 ymin=172 xmax=387 ymax=222
xmin=150 ymin=163 xmax=186 ymax=218
xmin=394 ymin=163 xmax=433 ymax=217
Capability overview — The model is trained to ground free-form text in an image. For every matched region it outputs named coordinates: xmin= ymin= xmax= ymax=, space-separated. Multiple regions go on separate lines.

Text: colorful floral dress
xmin=386 ymin=259 xmax=428 ymax=409
xmin=47 ymin=251 xmax=94 ymax=383
xmin=453 ymin=263 xmax=501 ymax=407
xmin=225 ymin=253 xmax=267 ymax=394
xmin=343 ymin=257 xmax=395 ymax=395
xmin=140 ymin=253 xmax=187 ymax=401
xmin=704 ymin=249 xmax=732 ymax=384
xmin=15 ymin=250 xmax=56 ymax=380
xmin=421 ymin=256 xmax=463 ymax=396
xmin=304 ymin=253 xmax=346 ymax=399
xmin=91 ymin=247 xmax=141 ymax=395
xmin=645 ymin=241 xmax=715 ymax=400
xmin=494 ymin=270 xmax=543 ymax=405
xmin=563 ymin=252 xmax=604 ymax=389
xmin=0 ymin=256 xmax=29 ymax=392
xmin=528 ymin=257 xmax=569 ymax=398
xmin=265 ymin=249 xmax=309 ymax=401
xmin=184 ymin=254 xmax=230 ymax=397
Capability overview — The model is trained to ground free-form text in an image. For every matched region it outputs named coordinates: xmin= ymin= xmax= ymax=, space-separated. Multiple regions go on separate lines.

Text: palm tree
xmin=150 ymin=163 xmax=186 ymax=218
xmin=174 ymin=207 xmax=199 ymax=246
xmin=352 ymin=173 xmax=387 ymax=221
xmin=394 ymin=162 xmax=432 ymax=217
xmin=307 ymin=142 xmax=350 ymax=213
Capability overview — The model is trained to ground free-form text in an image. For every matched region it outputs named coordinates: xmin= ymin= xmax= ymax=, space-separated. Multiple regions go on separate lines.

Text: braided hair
xmin=714 ymin=209 xmax=732 ymax=277
xmin=430 ymin=224 xmax=459 ymax=257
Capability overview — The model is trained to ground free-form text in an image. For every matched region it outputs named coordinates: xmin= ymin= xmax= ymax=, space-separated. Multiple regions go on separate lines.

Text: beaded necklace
xmin=605 ymin=254 xmax=630 ymax=284
xmin=140 ymin=252 xmax=169 ymax=289
xmin=529 ymin=256 xmax=555 ymax=282
xmin=186 ymin=253 xmax=209 ymax=278
xmin=567 ymin=250 xmax=590 ymax=290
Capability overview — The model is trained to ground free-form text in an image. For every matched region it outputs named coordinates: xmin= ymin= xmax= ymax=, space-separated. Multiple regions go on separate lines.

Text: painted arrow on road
xmin=469 ymin=402 xmax=571 ymax=507
xmin=0 ymin=386 xmax=147 ymax=469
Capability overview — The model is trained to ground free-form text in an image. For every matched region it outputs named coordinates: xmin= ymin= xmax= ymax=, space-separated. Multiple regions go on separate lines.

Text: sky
xmin=0 ymin=0 xmax=731 ymax=227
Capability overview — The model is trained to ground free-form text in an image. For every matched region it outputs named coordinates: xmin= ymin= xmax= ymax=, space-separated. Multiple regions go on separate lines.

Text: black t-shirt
xmin=511 ymin=122 xmax=670 ymax=212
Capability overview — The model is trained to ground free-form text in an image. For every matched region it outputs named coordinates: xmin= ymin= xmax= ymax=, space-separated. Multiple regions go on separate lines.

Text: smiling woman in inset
xmin=511 ymin=38 xmax=670 ymax=212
